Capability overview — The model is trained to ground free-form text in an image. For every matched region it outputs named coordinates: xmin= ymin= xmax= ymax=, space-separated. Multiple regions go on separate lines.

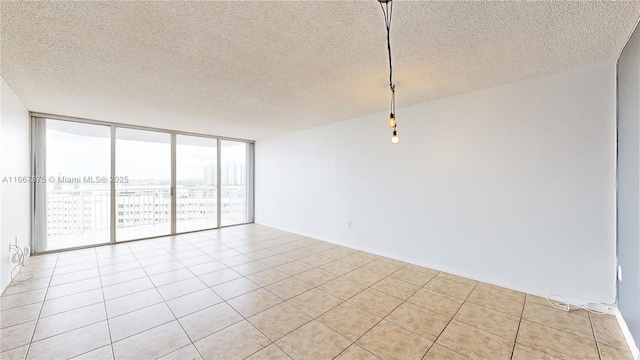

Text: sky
xmin=45 ymin=121 xmax=247 ymax=187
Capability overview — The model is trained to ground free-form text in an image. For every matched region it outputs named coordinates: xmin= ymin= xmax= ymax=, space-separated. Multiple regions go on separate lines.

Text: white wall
xmin=617 ymin=22 xmax=640 ymax=350
xmin=256 ymin=60 xmax=617 ymax=303
xmin=1 ymin=77 xmax=31 ymax=294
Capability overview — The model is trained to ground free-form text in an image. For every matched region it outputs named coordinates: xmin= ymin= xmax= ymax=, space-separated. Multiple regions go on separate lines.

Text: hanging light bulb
xmin=388 ymin=113 xmax=396 ymax=127
xmin=391 ymin=130 xmax=399 ymax=144
xmin=379 ymin=0 xmax=399 ymax=143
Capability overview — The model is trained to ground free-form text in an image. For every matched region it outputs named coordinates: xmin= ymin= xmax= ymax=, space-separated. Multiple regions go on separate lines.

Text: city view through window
xmin=43 ymin=119 xmax=251 ymax=251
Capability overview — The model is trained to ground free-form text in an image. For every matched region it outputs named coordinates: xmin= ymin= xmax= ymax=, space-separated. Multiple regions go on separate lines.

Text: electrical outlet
xmin=618 ymin=265 xmax=623 ymax=281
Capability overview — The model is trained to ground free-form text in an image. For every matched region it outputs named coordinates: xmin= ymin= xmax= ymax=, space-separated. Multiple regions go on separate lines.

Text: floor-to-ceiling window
xmin=176 ymin=135 xmax=218 ymax=233
xmin=221 ymin=140 xmax=250 ymax=226
xmin=115 ymin=128 xmax=171 ymax=242
xmin=41 ymin=119 xmax=111 ymax=251
xmin=33 ymin=116 xmax=253 ymax=252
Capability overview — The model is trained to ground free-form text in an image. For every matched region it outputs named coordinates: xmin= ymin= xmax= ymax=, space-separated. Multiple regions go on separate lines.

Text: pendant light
xmin=379 ymin=0 xmax=398 ymax=143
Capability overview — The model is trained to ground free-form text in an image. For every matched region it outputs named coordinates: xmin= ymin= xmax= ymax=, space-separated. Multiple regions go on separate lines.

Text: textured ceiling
xmin=1 ymin=1 xmax=639 ymax=140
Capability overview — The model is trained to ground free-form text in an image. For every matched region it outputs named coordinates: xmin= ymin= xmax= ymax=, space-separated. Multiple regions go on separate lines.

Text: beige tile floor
xmin=0 ymin=224 xmax=634 ymax=360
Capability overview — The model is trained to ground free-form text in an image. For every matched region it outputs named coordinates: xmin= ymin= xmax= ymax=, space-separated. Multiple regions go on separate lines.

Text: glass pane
xmin=115 ymin=128 xmax=171 ymax=241
xmin=45 ymin=119 xmax=111 ymax=250
xmin=176 ymin=135 xmax=218 ymax=232
xmin=221 ymin=140 xmax=248 ymax=226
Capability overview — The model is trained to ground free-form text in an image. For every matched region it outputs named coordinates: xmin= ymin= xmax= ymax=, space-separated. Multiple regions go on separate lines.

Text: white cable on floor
xmin=9 ymin=237 xmax=30 ymax=281
xmin=546 ymin=294 xmax=612 ymax=315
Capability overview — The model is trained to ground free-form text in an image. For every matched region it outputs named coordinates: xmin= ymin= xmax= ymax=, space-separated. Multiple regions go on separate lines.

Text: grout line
xmin=509 ymin=293 xmax=528 ymax=359
xmin=22 ymin=252 xmax=60 ymax=360
xmin=589 ymin=312 xmax=604 ymax=360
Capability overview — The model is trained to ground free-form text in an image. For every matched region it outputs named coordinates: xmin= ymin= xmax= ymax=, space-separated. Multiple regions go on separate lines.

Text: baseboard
xmin=615 ymin=309 xmax=640 ymax=360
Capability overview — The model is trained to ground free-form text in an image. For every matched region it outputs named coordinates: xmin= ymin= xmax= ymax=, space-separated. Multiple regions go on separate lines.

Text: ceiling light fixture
xmin=379 ymin=0 xmax=398 ymax=144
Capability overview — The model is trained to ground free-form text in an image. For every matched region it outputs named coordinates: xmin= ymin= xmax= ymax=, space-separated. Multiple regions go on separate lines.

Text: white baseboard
xmin=615 ymin=309 xmax=640 ymax=360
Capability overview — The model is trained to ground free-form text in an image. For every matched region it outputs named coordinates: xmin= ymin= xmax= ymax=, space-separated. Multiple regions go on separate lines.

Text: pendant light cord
xmin=380 ymin=1 xmax=394 ymax=91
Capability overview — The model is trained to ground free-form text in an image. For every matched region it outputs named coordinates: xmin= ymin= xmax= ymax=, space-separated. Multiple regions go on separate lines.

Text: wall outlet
xmin=617 ymin=265 xmax=623 ymax=281
xmin=347 ymin=220 xmax=351 ymax=228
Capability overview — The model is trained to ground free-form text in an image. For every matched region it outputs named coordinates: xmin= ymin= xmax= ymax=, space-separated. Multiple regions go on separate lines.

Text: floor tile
xmin=436 ymin=320 xmax=514 ymax=360
xmin=71 ymin=345 xmax=114 ymax=360
xmin=166 ymin=288 xmax=223 ymax=318
xmin=387 ymin=302 xmax=450 ymax=342
xmin=423 ymin=344 xmax=470 ymax=359
xmin=211 ymin=277 xmax=261 ymax=300
xmin=591 ymin=314 xmax=631 ymax=350
xmin=276 ymin=321 xmax=351 ymax=360
xmin=467 ymin=285 xmax=525 ymax=317
xmin=454 ymin=301 xmax=520 ymax=341
xmin=340 ymin=268 xmax=386 ymax=287
xmin=408 ymin=288 xmax=464 ymax=318
xmin=390 ymin=267 xmax=437 ymax=286
xmin=157 ymin=277 xmax=208 ymax=301
xmin=228 ymin=288 xmax=282 ymax=317
xmin=102 ymin=277 xmax=155 ymax=301
xmin=247 ymin=268 xmax=290 ymax=286
xmin=105 ymin=288 xmax=163 ymax=318
xmin=1 ymin=320 xmax=36 ymax=352
xmin=0 ymin=345 xmax=28 ymax=360
xmin=511 ymin=344 xmax=561 ymax=360
xmin=112 ymin=321 xmax=191 ymax=360
xmin=288 ymin=288 xmax=342 ymax=317
xmin=423 ymin=277 xmax=475 ymax=300
xmin=339 ymin=254 xmax=375 ymax=267
xmin=319 ymin=260 xmax=358 ymax=276
xmin=598 ymin=343 xmax=635 ymax=360
xmin=178 ymin=254 xmax=213 ymax=267
xmin=99 ymin=261 xmax=141 ymax=276
xmin=157 ymin=344 xmax=203 ymax=360
xmin=194 ymin=320 xmax=270 ymax=360
xmin=435 ymin=272 xmax=479 ymax=287
xmin=178 ymin=302 xmax=243 ymax=341
xmin=295 ymin=268 xmax=338 ymax=287
xmin=318 ymin=302 xmax=381 ymax=341
xmin=2 ymin=288 xmax=47 ymax=309
xmin=142 ymin=259 xmax=184 ymax=275
xmin=50 ymin=268 xmax=100 ymax=287
xmin=266 ymin=277 xmax=314 ymax=300
xmin=335 ymin=345 xmax=380 ymax=360
xmin=522 ymin=301 xmax=593 ymax=340
xmin=187 ymin=260 xmax=227 ymax=276
xmin=197 ymin=268 xmax=242 ymax=287
xmin=3 ymin=277 xmax=52 ymax=296
xmin=360 ymin=259 xmax=403 ymax=276
xmin=26 ymin=321 xmax=111 ymax=360
xmin=275 ymin=261 xmax=314 ymax=276
xmin=245 ymin=344 xmax=292 ymax=360
xmin=108 ymin=302 xmax=175 ymax=341
xmin=232 ymin=261 xmax=271 ymax=276
xmin=219 ymin=254 xmax=255 ymax=267
xmin=259 ymin=254 xmax=294 ymax=267
xmin=248 ymin=302 xmax=311 ymax=341
xmin=34 ymin=302 xmax=106 ymax=341
xmin=149 ymin=268 xmax=195 ymax=287
xmin=357 ymin=320 xmax=432 ymax=360
xmin=516 ymin=320 xmax=599 ymax=360
xmin=100 ymin=268 xmax=147 ymax=287
xmin=348 ymin=288 xmax=403 ymax=317
xmin=1 ymin=302 xmax=41 ymax=328
xmin=371 ymin=277 xmax=420 ymax=300
xmin=319 ymin=277 xmax=367 ymax=300
xmin=299 ymin=254 xmax=334 ymax=267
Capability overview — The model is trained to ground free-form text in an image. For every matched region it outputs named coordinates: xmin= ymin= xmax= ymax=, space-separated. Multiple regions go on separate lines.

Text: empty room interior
xmin=1 ymin=1 xmax=640 ymax=360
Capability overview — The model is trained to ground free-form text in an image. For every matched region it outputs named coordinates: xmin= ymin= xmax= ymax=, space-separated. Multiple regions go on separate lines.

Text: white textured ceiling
xmin=2 ymin=1 xmax=639 ymax=140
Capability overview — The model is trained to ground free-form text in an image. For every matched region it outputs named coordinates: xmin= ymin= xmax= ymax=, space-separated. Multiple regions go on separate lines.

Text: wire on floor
xmin=546 ymin=294 xmax=612 ymax=315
